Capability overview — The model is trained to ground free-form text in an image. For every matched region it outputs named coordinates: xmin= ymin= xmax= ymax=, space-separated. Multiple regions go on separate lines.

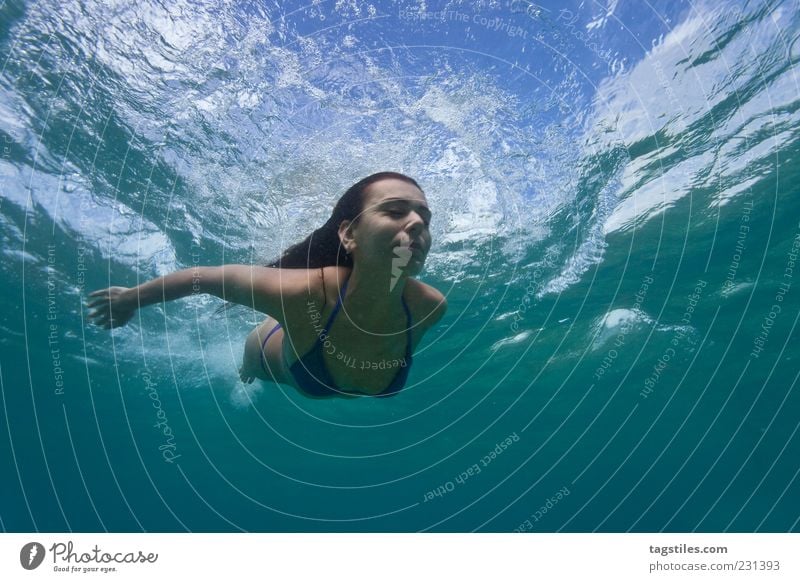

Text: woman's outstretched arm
xmin=87 ymin=265 xmax=310 ymax=328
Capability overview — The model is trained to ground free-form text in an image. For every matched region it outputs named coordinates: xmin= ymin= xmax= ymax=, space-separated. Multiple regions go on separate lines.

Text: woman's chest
xmin=285 ymin=306 xmax=415 ymax=394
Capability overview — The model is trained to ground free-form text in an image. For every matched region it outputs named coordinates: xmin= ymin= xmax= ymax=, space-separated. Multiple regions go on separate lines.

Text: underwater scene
xmin=1 ymin=0 xmax=799 ymax=531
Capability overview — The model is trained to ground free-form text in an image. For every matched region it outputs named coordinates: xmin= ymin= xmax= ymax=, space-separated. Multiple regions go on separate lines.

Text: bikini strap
xmin=401 ymin=296 xmax=414 ymax=358
xmin=319 ymin=276 xmax=413 ymax=357
xmin=320 ymin=274 xmax=350 ymax=335
xmin=320 ymin=267 xmax=327 ymax=311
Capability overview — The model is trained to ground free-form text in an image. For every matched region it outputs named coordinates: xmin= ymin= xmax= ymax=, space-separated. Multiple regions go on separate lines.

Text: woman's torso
xmin=278 ymin=266 xmax=427 ymax=396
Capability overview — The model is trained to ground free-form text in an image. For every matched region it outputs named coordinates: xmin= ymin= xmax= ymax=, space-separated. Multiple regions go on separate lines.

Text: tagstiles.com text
xmin=647 ymin=544 xmax=781 ymax=574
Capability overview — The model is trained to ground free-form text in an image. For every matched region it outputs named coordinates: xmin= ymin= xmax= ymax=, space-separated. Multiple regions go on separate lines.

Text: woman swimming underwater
xmin=87 ymin=172 xmax=447 ymax=398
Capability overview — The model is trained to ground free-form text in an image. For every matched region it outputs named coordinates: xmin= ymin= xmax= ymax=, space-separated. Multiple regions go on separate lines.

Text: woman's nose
xmin=406 ymin=211 xmax=425 ymax=232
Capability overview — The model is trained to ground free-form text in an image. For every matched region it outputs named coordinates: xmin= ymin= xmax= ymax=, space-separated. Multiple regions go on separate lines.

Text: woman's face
xmin=344 ymin=178 xmax=432 ymax=276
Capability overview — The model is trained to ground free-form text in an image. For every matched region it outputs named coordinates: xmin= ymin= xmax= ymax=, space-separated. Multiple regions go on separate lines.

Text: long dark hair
xmin=215 ymin=171 xmax=422 ymax=316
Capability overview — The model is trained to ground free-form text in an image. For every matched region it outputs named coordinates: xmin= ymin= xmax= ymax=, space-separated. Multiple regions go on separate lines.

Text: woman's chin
xmin=407 ymin=258 xmax=426 ymax=276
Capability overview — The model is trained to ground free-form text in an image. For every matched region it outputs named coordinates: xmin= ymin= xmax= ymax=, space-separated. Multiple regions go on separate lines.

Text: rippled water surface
xmin=2 ymin=0 xmax=799 ymax=532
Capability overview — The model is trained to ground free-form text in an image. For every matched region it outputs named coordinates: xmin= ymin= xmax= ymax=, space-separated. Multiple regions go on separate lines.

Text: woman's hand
xmin=86 ymin=287 xmax=138 ymax=329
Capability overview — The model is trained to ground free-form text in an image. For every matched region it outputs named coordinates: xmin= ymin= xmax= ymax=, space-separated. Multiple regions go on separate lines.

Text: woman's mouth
xmin=396 ymin=237 xmax=425 ymax=258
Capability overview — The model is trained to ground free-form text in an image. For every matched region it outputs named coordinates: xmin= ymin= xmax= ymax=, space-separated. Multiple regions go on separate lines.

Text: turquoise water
xmin=2 ymin=0 xmax=799 ymax=532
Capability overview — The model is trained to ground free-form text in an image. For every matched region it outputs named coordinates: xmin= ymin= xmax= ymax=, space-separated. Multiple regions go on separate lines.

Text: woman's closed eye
xmin=380 ymin=201 xmax=432 ymax=226
xmin=390 ymin=210 xmax=430 ymax=227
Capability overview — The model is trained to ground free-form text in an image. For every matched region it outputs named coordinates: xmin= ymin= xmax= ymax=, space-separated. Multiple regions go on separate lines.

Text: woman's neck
xmin=340 ymin=263 xmax=409 ymax=332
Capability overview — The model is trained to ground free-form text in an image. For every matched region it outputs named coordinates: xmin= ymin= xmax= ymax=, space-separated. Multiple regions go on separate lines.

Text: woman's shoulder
xmin=315 ymin=266 xmax=447 ymax=327
xmin=405 ymin=277 xmax=448 ymax=329
xmin=270 ymin=266 xmax=330 ymax=311
xmin=315 ymin=265 xmax=357 ymax=311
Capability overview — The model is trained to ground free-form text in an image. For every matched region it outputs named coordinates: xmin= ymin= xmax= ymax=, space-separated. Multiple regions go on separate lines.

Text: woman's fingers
xmin=90 ymin=315 xmax=108 ymax=326
xmin=87 ymin=304 xmax=112 ymax=327
xmin=86 ymin=290 xmax=113 ymax=323
xmin=86 ymin=293 xmax=109 ymax=309
xmin=86 ymin=287 xmax=133 ymax=329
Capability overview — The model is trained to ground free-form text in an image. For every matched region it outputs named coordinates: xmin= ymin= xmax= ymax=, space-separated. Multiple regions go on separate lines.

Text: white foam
xmin=490 ymin=331 xmax=532 ymax=352
xmin=592 ymin=308 xmax=653 ymax=349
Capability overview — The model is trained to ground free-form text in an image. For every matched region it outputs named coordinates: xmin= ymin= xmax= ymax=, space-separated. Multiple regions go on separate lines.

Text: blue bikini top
xmin=288 ymin=275 xmax=414 ymax=397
